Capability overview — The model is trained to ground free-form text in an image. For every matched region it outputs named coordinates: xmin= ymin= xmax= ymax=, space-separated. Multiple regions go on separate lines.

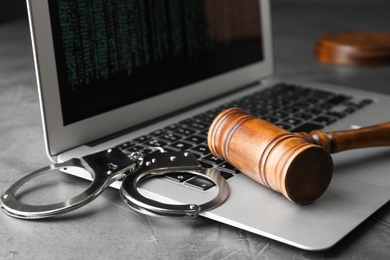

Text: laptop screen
xmin=48 ymin=0 xmax=263 ymax=125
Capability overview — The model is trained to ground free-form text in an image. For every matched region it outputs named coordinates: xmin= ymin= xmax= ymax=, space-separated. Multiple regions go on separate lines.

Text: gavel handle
xmin=295 ymin=122 xmax=390 ymax=153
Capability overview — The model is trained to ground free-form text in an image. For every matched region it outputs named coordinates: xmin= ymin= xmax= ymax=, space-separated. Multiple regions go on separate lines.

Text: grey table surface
xmin=1 ymin=0 xmax=390 ymax=259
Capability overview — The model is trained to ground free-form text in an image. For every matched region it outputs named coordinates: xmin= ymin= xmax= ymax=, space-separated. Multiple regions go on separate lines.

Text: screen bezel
xmin=27 ymin=0 xmax=274 ymax=157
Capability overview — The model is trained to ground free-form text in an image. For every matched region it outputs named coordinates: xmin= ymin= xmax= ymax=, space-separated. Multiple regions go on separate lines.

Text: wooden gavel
xmin=208 ymin=108 xmax=390 ymax=204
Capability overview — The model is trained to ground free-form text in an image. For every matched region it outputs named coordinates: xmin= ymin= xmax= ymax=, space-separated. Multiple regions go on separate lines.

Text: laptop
xmin=26 ymin=0 xmax=390 ymax=250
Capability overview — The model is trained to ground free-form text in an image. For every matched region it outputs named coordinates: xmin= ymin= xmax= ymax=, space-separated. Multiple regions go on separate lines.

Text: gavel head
xmin=208 ymin=108 xmax=333 ymax=204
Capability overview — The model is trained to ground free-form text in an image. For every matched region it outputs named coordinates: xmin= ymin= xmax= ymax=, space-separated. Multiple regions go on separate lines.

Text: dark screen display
xmin=48 ymin=0 xmax=263 ymax=125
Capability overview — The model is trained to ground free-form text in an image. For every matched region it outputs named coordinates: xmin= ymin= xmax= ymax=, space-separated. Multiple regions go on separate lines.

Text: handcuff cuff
xmin=0 ymin=147 xmax=230 ymax=219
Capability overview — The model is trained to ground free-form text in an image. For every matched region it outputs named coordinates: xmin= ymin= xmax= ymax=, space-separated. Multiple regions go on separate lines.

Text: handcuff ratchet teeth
xmin=0 ymin=147 xmax=230 ymax=219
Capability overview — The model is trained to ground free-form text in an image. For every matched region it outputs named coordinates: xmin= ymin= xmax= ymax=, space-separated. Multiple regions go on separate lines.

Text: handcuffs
xmin=1 ymin=147 xmax=229 ymax=219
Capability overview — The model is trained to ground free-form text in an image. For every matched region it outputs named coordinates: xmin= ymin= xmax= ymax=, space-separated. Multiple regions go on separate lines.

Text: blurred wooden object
xmin=315 ymin=31 xmax=390 ymax=66
xmin=208 ymin=108 xmax=390 ymax=204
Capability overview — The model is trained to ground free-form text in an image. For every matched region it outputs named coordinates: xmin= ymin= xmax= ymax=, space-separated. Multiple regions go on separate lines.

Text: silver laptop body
xmin=27 ymin=0 xmax=390 ymax=250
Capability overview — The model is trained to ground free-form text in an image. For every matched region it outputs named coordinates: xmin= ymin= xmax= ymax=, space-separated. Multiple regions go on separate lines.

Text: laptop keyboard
xmin=117 ymin=82 xmax=373 ymax=190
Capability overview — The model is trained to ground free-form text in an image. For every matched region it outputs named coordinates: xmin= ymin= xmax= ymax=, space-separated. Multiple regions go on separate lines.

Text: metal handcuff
xmin=1 ymin=147 xmax=230 ymax=219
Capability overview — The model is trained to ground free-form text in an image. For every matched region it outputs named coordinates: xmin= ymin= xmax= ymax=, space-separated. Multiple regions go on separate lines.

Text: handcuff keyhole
xmin=107 ymin=163 xmax=118 ymax=175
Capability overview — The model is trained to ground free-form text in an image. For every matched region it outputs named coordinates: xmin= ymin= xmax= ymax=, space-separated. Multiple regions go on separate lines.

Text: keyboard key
xmin=298 ymin=88 xmax=312 ymax=97
xmin=218 ymin=162 xmax=240 ymax=173
xmin=294 ymin=102 xmax=310 ymax=108
xmin=320 ymin=103 xmax=333 ymax=110
xmin=306 ymin=97 xmax=321 ymax=103
xmin=359 ymin=99 xmax=373 ymax=106
xmin=199 ymin=160 xmax=213 ymax=168
xmin=183 ymin=135 xmax=206 ymax=144
xmin=220 ymin=171 xmax=233 ymax=180
xmin=191 ymin=145 xmax=211 ymax=155
xmin=306 ymin=108 xmax=323 ymax=115
xmin=187 ymin=122 xmax=209 ymax=131
xmin=312 ymin=90 xmax=334 ymax=99
xmin=117 ymin=141 xmax=133 ymax=150
xmin=149 ymin=129 xmax=166 ymax=137
xmin=198 ymin=129 xmax=209 ymax=137
xmin=143 ymin=139 xmax=168 ymax=147
xmin=203 ymin=154 xmax=224 ymax=164
xmin=313 ymin=116 xmax=337 ymax=125
xmin=294 ymin=112 xmax=314 ymax=120
xmin=343 ymin=106 xmax=357 ymax=114
xmin=283 ymin=117 xmax=304 ymax=126
xmin=272 ymin=111 xmax=290 ymax=119
xmin=133 ymin=135 xmax=151 ymax=143
xmin=326 ymin=95 xmax=350 ymax=105
xmin=174 ymin=127 xmax=196 ymax=136
xmin=250 ymin=108 xmax=268 ymax=117
xmin=179 ymin=118 xmax=194 ymax=125
xmin=326 ymin=111 xmax=346 ymax=119
xmin=283 ymin=107 xmax=300 ymax=114
xmin=193 ymin=113 xmax=215 ymax=124
xmin=190 ymin=153 xmax=201 ymax=160
xmin=218 ymin=162 xmax=234 ymax=171
xmin=206 ymin=108 xmax=224 ymax=117
xmin=170 ymin=141 xmax=193 ymax=151
xmin=275 ymin=123 xmax=293 ymax=131
xmin=291 ymin=122 xmax=324 ymax=132
xmin=164 ymin=123 xmax=180 ymax=131
xmin=186 ymin=177 xmax=215 ymax=191
xmin=159 ymin=133 xmax=182 ymax=142
xmin=165 ymin=172 xmax=193 ymax=183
